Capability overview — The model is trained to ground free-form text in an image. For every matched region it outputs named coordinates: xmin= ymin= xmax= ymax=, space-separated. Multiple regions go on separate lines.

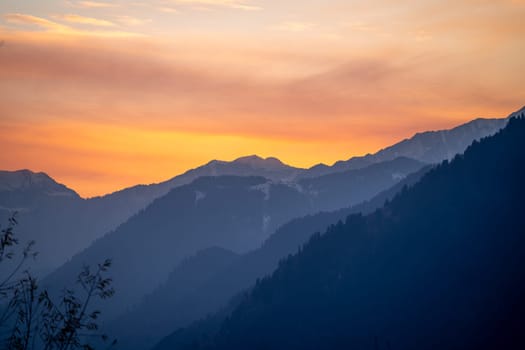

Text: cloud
xmin=53 ymin=14 xmax=116 ymax=27
xmin=72 ymin=1 xmax=119 ymax=8
xmin=3 ymin=13 xmax=144 ymax=37
xmin=114 ymin=15 xmax=151 ymax=26
xmin=4 ymin=13 xmax=68 ymax=31
xmin=157 ymin=6 xmax=179 ymax=13
xmin=1 ymin=0 xmax=524 ymax=197
xmin=1 ymin=32 xmax=521 ymax=140
xmin=167 ymin=0 xmax=261 ymax=11
xmin=273 ymin=21 xmax=316 ymax=33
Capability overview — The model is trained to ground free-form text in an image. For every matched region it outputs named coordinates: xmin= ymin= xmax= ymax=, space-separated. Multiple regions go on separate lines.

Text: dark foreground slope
xmin=155 ymin=115 xmax=525 ymax=350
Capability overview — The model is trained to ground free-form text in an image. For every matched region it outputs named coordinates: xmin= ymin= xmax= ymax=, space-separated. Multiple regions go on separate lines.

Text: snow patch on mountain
xmin=195 ymin=191 xmax=206 ymax=203
xmin=392 ymin=173 xmax=406 ymax=181
xmin=251 ymin=183 xmax=271 ymax=200
xmin=263 ymin=215 xmax=271 ymax=232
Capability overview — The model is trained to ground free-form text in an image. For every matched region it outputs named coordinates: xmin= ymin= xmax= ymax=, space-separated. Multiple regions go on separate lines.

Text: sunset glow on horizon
xmin=1 ymin=0 xmax=524 ymax=197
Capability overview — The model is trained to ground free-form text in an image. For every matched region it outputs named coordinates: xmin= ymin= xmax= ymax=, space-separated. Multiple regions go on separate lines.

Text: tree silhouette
xmin=0 ymin=213 xmax=116 ymax=350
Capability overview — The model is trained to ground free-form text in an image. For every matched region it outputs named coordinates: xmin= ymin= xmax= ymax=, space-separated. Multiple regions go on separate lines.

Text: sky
xmin=0 ymin=0 xmax=524 ymax=198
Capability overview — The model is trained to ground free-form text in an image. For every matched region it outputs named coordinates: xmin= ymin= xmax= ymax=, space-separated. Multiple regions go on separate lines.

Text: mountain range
xmin=107 ymin=165 xmax=432 ymax=350
xmin=153 ymin=113 xmax=525 ymax=350
xmin=301 ymin=115 xmax=509 ymax=178
xmin=1 ymin=108 xmax=516 ymax=276
xmin=0 ymin=155 xmax=303 ymax=276
xmin=1 ymin=106 xmax=523 ymax=350
xmin=42 ymin=156 xmax=424 ymax=322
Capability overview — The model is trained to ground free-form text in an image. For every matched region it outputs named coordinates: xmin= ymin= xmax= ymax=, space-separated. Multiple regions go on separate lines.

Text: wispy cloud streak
xmin=167 ymin=0 xmax=261 ymax=11
xmin=53 ymin=14 xmax=116 ymax=27
xmin=4 ymin=13 xmax=68 ymax=31
xmin=72 ymin=1 xmax=119 ymax=8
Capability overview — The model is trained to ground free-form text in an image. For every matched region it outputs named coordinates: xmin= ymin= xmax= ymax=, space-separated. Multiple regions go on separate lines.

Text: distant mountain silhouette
xmin=0 ymin=156 xmax=303 ymax=276
xmin=153 ymin=115 xmax=525 ymax=350
xmin=42 ymin=157 xmax=424 ymax=323
xmin=298 ymin=157 xmax=422 ymax=212
xmin=301 ymin=107 xmax=522 ymax=178
xmin=0 ymin=170 xmax=78 ymax=199
xmin=1 ymin=108 xmax=516 ymax=275
xmin=86 ymin=155 xmax=303 ymax=229
xmin=108 ymin=166 xmax=431 ymax=350
xmin=0 ymin=171 xmax=84 ymax=276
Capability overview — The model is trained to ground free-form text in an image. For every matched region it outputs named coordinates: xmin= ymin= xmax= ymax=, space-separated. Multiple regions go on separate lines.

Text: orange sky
xmin=1 ymin=0 xmax=524 ymax=197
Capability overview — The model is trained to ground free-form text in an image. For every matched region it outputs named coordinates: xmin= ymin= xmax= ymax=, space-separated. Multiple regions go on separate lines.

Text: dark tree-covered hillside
xmin=154 ymin=115 xmax=525 ymax=350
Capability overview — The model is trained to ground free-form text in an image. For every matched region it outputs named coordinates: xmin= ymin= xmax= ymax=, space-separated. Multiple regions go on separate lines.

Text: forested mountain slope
xmin=155 ymin=115 xmax=525 ymax=350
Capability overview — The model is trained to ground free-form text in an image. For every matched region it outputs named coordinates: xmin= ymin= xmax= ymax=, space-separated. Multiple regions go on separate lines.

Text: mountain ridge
xmin=107 ymin=165 xmax=432 ymax=350
xmin=153 ymin=114 xmax=525 ymax=350
xmin=0 ymin=169 xmax=79 ymax=197
xmin=42 ymin=157 xmax=424 ymax=323
xmin=4 ymin=107 xmax=518 ymax=200
xmin=0 ymin=108 xmax=517 ymax=276
xmin=301 ymin=115 xmax=510 ymax=178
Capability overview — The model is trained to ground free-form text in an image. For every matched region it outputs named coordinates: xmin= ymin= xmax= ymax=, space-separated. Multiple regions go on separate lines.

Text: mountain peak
xmin=0 ymin=169 xmax=50 ymax=189
xmin=233 ymin=154 xmax=263 ymax=161
xmin=0 ymin=169 xmax=78 ymax=197
xmin=232 ymin=155 xmax=286 ymax=169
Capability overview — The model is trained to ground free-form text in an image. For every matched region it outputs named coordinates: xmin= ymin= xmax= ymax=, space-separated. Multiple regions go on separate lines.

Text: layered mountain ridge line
xmin=42 ymin=156 xmax=425 ymax=323
xmin=107 ymin=165 xmax=432 ymax=350
xmin=3 ymin=106 xmax=522 ymax=201
xmin=0 ymin=106 xmax=518 ymax=277
xmin=1 ymin=106 xmax=523 ymax=350
xmin=152 ymin=114 xmax=525 ymax=350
